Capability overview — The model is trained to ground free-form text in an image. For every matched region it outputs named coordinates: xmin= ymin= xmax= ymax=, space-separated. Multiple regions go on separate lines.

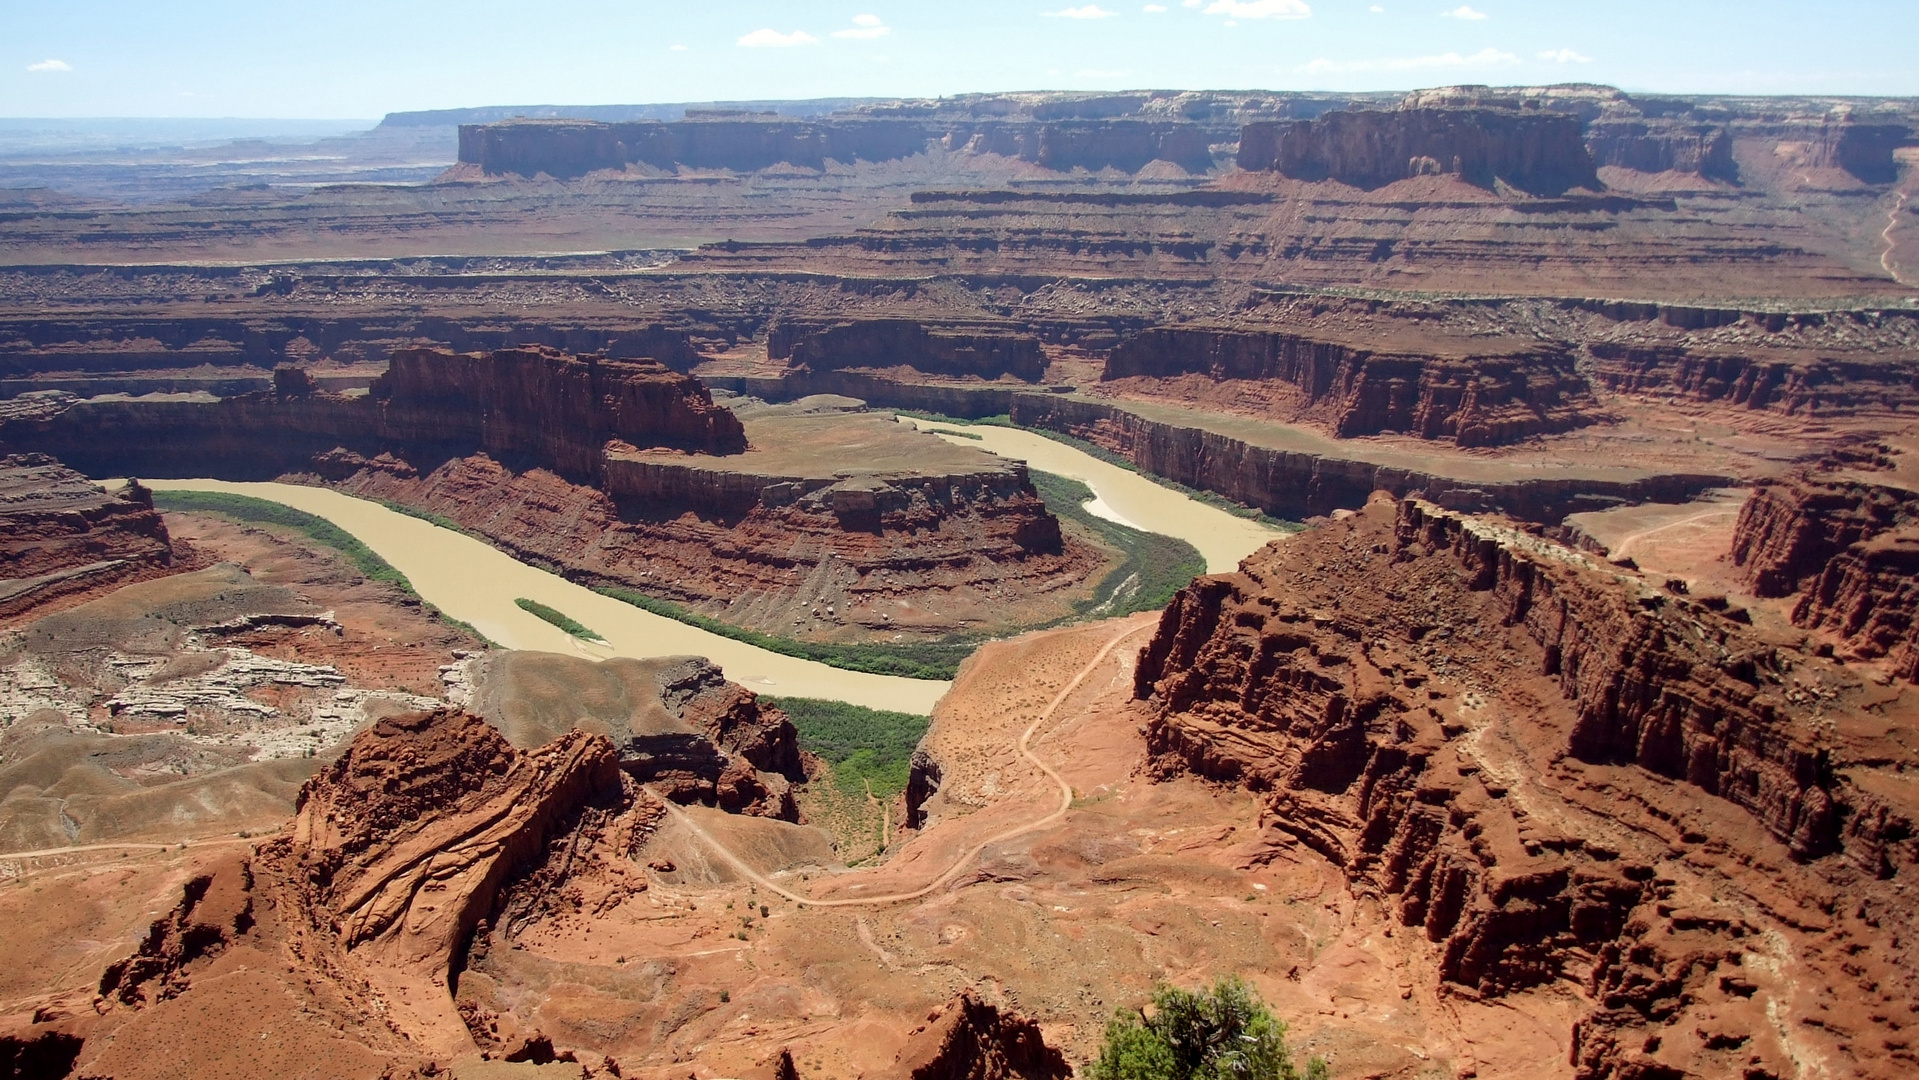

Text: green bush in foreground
xmin=765 ymin=696 xmax=930 ymax=800
xmin=1088 ymin=977 xmax=1327 ymax=1080
xmin=514 ymin=597 xmax=605 ymax=642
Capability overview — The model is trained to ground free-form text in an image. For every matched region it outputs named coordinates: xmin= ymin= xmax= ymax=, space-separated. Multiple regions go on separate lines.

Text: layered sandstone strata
xmin=1135 ymin=495 xmax=1917 ymax=1078
xmin=1586 ymin=341 xmax=1919 ymax=416
xmin=0 ymin=345 xmax=744 ymax=482
xmin=769 ymin=318 xmax=1046 ymax=383
xmin=1237 ymin=107 xmax=1601 ymax=194
xmin=1102 ymin=326 xmax=1600 ymax=446
xmin=65 ymin=707 xmax=664 ymax=1074
xmin=1 ymin=349 xmax=1089 ymax=641
xmin=939 ymin=118 xmax=1213 ymax=172
xmin=0 ymin=454 xmax=174 ymax=618
xmin=373 ymin=345 xmax=746 ymax=473
xmin=1731 ymin=469 xmax=1919 ymax=679
xmin=335 ymin=405 xmax=1093 ymax=639
xmin=460 ymin=116 xmax=934 ymax=177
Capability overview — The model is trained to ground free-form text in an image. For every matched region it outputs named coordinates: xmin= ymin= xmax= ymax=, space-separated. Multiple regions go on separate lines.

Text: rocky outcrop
xmin=1757 ymin=120 xmax=1912 ymax=184
xmin=0 ymin=346 xmax=745 ymax=483
xmin=98 ymin=864 xmax=256 ymax=1006
xmin=1730 ymin=472 xmax=1919 ymax=597
xmin=0 ymin=454 xmax=174 ymax=618
xmin=70 ymin=707 xmax=666 ymax=1072
xmin=460 ymin=117 xmax=932 ymax=178
xmin=461 ymin=114 xmax=1216 ymax=179
xmin=884 ymin=993 xmax=1071 ymax=1080
xmin=941 ymin=119 xmax=1213 ymax=173
xmin=1135 ymin=494 xmax=1918 ymax=1078
xmin=1237 ymin=108 xmax=1600 ymax=194
xmin=768 ymin=319 xmax=1046 ymax=383
xmin=0 ymin=310 xmax=708 ymax=382
xmin=479 ymin=651 xmax=807 ymax=821
xmin=277 ymin=708 xmax=642 ymax=987
xmin=373 ymin=346 xmax=747 ymax=472
xmin=1793 ymin=529 xmax=1919 ymax=680
xmin=1141 ymin=496 xmax=1845 ymax=870
xmin=0 ymin=1025 xmax=85 ymax=1080
xmin=1104 ymin=326 xmax=1600 ymax=446
xmin=1731 ymin=471 xmax=1919 ymax=679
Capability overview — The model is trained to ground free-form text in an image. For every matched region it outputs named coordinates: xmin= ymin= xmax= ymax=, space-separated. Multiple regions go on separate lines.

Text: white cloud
xmin=26 ymin=58 xmax=71 ymax=72
xmin=852 ymin=13 xmax=884 ymax=25
xmin=1440 ymin=5 xmax=1487 ymax=18
xmin=1203 ymin=0 xmax=1311 ymax=16
xmin=1538 ymin=48 xmax=1591 ymax=63
xmin=1044 ymin=4 xmax=1119 ymax=16
xmin=737 ymin=28 xmax=819 ymax=47
xmin=1297 ymin=46 xmax=1518 ymax=73
xmin=1370 ymin=4 xmax=1384 ymax=10
xmin=669 ymin=43 xmax=689 ymax=51
xmin=1143 ymin=2 xmax=1169 ymax=9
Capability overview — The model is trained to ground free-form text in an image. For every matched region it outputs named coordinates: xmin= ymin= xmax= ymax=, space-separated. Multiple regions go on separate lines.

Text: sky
xmin=3 ymin=0 xmax=1914 ymax=120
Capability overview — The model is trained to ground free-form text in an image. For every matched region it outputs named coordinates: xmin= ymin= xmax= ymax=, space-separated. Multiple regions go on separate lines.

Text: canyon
xmin=1 ymin=81 xmax=1918 ymax=1080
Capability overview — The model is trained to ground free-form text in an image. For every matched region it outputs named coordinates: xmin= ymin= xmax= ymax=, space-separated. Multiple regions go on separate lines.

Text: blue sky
xmin=4 ymin=1 xmax=1913 ymax=119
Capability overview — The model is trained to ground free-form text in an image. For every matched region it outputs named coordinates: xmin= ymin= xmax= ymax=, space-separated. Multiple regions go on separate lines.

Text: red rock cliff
xmin=0 ymin=346 xmax=747 ymax=483
xmin=374 ymin=345 xmax=746 ymax=473
xmin=1135 ymin=495 xmax=1919 ymax=1078
xmin=1731 ymin=469 xmax=1919 ymax=680
xmin=0 ymin=454 xmax=174 ymax=618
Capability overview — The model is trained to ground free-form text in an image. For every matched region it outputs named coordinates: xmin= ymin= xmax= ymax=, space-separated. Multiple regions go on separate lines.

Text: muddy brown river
xmin=141 ymin=436 xmax=1280 ymax=715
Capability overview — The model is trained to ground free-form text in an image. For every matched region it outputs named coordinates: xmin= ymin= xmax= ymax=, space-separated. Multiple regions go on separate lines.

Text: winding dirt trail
xmin=650 ymin=620 xmax=1151 ymax=909
xmin=1607 ymin=505 xmax=1741 ymax=561
xmin=1884 ymin=190 xmax=1912 ymax=287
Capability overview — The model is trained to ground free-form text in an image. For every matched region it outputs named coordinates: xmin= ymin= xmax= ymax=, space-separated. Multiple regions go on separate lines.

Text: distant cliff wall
xmin=768 ymin=319 xmax=1047 ymax=382
xmin=940 ymin=119 xmax=1214 ymax=172
xmin=1104 ymin=326 xmax=1600 ymax=446
xmin=1584 ymin=118 xmax=1737 ymax=179
xmin=0 ymin=347 xmax=746 ymax=482
xmin=459 ymin=118 xmax=931 ymax=177
xmin=1238 ymin=108 xmax=1600 ymax=194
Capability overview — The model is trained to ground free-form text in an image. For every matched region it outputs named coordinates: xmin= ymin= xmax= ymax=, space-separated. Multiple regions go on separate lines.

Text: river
xmin=142 ymin=478 xmax=951 ymax=714
xmin=899 ymin=417 xmax=1285 ymax=573
xmin=139 ymin=431 xmax=1282 ymax=716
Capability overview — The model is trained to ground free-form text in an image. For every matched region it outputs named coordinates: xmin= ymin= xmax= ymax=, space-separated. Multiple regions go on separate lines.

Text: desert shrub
xmin=766 ymin=696 xmax=929 ymax=800
xmin=153 ymin=490 xmax=409 ymax=589
xmin=597 ymin=586 xmax=970 ymax=679
xmin=1029 ymin=471 xmax=1207 ymax=618
xmin=1088 ymin=977 xmax=1327 ymax=1080
xmin=513 ymin=597 xmax=604 ymax=641
xmin=154 ymin=489 xmax=494 ymax=644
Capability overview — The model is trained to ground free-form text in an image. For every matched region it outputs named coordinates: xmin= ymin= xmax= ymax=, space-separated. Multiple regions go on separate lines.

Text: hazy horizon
xmin=5 ymin=1 xmax=1915 ymax=120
